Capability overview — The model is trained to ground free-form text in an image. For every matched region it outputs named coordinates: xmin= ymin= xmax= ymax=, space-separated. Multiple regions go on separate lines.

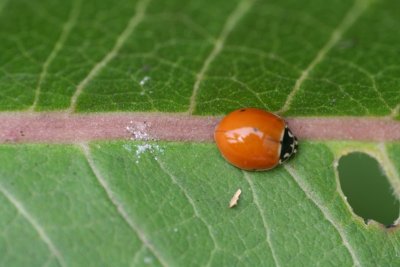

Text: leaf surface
xmin=0 ymin=0 xmax=399 ymax=116
xmin=0 ymin=142 xmax=399 ymax=266
xmin=0 ymin=0 xmax=399 ymax=266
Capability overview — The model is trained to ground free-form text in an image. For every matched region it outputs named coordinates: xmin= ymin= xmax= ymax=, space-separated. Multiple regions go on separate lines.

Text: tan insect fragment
xmin=229 ymin=189 xmax=242 ymax=208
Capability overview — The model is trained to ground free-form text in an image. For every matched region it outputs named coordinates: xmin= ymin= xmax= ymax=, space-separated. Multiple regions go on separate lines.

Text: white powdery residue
xmin=125 ymin=120 xmax=164 ymax=163
xmin=123 ymin=142 xmax=164 ymax=163
xmin=134 ymin=143 xmax=164 ymax=164
xmin=126 ymin=121 xmax=152 ymax=141
xmin=136 ymin=144 xmax=152 ymax=156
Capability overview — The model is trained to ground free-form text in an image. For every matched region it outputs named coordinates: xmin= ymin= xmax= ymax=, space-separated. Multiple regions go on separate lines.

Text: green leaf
xmin=0 ymin=0 xmax=399 ymax=116
xmin=0 ymin=142 xmax=399 ymax=266
xmin=0 ymin=0 xmax=399 ymax=266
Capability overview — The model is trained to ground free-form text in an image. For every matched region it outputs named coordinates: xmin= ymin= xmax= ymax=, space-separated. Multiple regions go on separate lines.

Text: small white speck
xmin=333 ymin=161 xmax=339 ymax=168
xmin=139 ymin=76 xmax=151 ymax=95
xmin=140 ymin=76 xmax=150 ymax=86
xmin=144 ymin=257 xmax=153 ymax=264
xmin=173 ymin=228 xmax=178 ymax=232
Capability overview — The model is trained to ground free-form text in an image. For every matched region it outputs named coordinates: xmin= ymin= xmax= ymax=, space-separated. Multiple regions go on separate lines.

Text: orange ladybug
xmin=214 ymin=108 xmax=298 ymax=170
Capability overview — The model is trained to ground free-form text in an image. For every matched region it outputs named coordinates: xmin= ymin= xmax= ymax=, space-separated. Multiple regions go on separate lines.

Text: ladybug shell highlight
xmin=214 ymin=108 xmax=298 ymax=171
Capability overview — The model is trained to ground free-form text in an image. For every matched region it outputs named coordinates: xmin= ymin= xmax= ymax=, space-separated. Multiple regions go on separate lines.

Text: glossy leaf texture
xmin=0 ymin=0 xmax=400 ymax=266
xmin=0 ymin=0 xmax=399 ymax=117
xmin=0 ymin=142 xmax=399 ymax=266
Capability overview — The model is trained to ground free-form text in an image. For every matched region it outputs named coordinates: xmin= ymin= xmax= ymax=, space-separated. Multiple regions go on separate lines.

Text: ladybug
xmin=214 ymin=108 xmax=298 ymax=171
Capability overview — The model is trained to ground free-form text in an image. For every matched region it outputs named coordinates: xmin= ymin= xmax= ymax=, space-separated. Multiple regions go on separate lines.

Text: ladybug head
xmin=279 ymin=125 xmax=298 ymax=164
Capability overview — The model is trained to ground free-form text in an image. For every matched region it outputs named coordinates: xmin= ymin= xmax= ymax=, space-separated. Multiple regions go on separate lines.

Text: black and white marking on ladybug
xmin=279 ymin=125 xmax=298 ymax=164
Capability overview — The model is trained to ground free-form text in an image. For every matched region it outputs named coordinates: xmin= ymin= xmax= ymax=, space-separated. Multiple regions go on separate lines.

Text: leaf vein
xmin=331 ymin=58 xmax=391 ymax=111
xmin=279 ymin=0 xmax=374 ymax=114
xmin=30 ymin=0 xmax=81 ymax=111
xmin=243 ymin=171 xmax=281 ymax=267
xmin=284 ymin=164 xmax=361 ymax=266
xmin=377 ymin=143 xmax=400 ymax=199
xmin=187 ymin=0 xmax=256 ymax=114
xmin=155 ymin=158 xmax=219 ymax=266
xmin=391 ymin=104 xmax=400 ymax=119
xmin=68 ymin=0 xmax=151 ymax=112
xmin=321 ymin=78 xmax=370 ymax=114
xmin=231 ymin=77 xmax=270 ymax=110
xmin=79 ymin=143 xmax=170 ymax=267
xmin=0 ymin=183 xmax=66 ymax=267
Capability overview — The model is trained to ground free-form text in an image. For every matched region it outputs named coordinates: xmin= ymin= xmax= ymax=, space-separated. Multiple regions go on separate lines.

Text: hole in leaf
xmin=337 ymin=152 xmax=399 ymax=227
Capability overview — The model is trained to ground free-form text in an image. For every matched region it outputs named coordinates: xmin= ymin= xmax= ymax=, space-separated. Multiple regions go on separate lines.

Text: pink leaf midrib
xmin=0 ymin=112 xmax=399 ymax=144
